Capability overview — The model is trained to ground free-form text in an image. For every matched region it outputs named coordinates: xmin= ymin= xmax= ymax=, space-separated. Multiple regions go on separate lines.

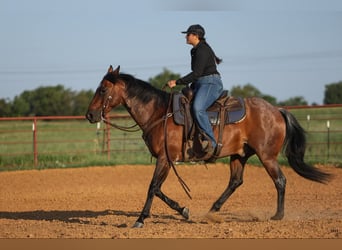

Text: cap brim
xmin=181 ymin=31 xmax=188 ymax=34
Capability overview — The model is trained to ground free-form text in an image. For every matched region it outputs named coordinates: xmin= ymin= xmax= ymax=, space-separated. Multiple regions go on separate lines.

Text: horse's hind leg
xmin=210 ymin=155 xmax=246 ymax=212
xmin=261 ymin=158 xmax=287 ymax=220
xmin=155 ymin=190 xmax=189 ymax=220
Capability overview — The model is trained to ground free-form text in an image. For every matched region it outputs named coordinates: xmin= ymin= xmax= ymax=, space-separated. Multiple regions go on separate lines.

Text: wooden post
xmin=32 ymin=117 xmax=38 ymax=167
xmin=327 ymin=120 xmax=330 ymax=161
xmin=106 ymin=119 xmax=110 ymax=161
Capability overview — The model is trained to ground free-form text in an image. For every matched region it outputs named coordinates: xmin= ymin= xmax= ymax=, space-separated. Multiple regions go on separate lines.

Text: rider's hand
xmin=167 ymin=80 xmax=177 ymax=88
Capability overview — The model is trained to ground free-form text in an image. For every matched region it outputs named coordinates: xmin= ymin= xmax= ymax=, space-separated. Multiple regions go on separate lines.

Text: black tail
xmin=279 ymin=109 xmax=331 ymax=183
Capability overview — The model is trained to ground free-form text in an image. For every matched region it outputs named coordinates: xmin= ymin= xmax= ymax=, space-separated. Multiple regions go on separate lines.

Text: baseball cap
xmin=181 ymin=24 xmax=205 ymax=38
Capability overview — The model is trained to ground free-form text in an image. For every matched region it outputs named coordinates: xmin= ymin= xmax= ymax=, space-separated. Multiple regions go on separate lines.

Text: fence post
xmin=95 ymin=122 xmax=100 ymax=154
xmin=327 ymin=120 xmax=330 ymax=160
xmin=32 ymin=117 xmax=38 ymax=167
xmin=106 ymin=119 xmax=110 ymax=161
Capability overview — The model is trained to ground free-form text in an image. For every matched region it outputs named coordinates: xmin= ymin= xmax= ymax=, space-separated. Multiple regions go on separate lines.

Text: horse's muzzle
xmin=85 ymin=110 xmax=102 ymax=123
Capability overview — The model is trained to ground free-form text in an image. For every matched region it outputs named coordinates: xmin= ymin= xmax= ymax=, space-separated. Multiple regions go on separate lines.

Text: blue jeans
xmin=192 ymin=74 xmax=223 ymax=148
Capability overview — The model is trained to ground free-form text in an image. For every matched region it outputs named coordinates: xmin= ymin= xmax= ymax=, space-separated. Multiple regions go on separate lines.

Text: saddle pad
xmin=226 ymin=97 xmax=246 ymax=123
xmin=172 ymin=93 xmax=246 ymax=125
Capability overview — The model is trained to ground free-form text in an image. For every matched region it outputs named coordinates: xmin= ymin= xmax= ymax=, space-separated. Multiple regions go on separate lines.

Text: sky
xmin=0 ymin=0 xmax=341 ymax=105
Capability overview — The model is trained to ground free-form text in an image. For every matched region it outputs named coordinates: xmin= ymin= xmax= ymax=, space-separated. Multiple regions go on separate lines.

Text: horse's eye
xmin=99 ymin=87 xmax=107 ymax=95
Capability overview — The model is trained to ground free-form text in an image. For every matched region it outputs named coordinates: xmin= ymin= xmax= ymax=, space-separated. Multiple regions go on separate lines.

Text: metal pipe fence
xmin=0 ymin=105 xmax=341 ymax=171
xmin=0 ymin=114 xmax=150 ymax=170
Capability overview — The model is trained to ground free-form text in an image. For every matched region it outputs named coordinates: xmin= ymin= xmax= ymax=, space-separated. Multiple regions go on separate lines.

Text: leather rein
xmin=100 ymin=95 xmax=140 ymax=132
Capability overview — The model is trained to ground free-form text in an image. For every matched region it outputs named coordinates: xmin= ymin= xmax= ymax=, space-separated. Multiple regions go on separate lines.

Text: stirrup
xmin=201 ymin=140 xmax=214 ymax=154
xmin=205 ymin=144 xmax=221 ymax=163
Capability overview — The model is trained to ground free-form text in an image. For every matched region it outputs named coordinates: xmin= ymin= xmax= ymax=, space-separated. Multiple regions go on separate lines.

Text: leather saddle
xmin=172 ymin=87 xmax=246 ymax=162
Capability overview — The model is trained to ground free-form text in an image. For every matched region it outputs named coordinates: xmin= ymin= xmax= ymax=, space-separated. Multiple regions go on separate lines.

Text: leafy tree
xmin=11 ymin=91 xmax=32 ymax=116
xmin=9 ymin=85 xmax=94 ymax=116
xmin=262 ymin=94 xmax=277 ymax=106
xmin=34 ymin=85 xmax=74 ymax=116
xmin=148 ymin=68 xmax=182 ymax=91
xmin=230 ymin=83 xmax=262 ymax=97
xmin=72 ymin=90 xmax=94 ymax=115
xmin=324 ymin=81 xmax=342 ymax=104
xmin=278 ymin=96 xmax=308 ymax=106
xmin=0 ymin=98 xmax=11 ymax=116
xmin=230 ymin=83 xmax=277 ymax=105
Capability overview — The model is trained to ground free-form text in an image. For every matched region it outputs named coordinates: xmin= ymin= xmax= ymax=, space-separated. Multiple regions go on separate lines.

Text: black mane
xmin=104 ymin=72 xmax=170 ymax=108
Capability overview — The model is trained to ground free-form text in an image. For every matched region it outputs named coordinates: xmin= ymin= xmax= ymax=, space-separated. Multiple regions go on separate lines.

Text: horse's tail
xmin=279 ymin=108 xmax=331 ymax=183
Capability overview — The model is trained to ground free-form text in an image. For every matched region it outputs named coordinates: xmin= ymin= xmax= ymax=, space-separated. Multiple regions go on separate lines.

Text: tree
xmin=278 ymin=96 xmax=308 ymax=106
xmin=34 ymin=85 xmax=74 ymax=116
xmin=148 ymin=68 xmax=182 ymax=91
xmin=11 ymin=91 xmax=32 ymax=116
xmin=9 ymin=85 xmax=94 ymax=116
xmin=262 ymin=94 xmax=277 ymax=106
xmin=0 ymin=98 xmax=11 ymax=116
xmin=324 ymin=81 xmax=342 ymax=104
xmin=230 ymin=83 xmax=262 ymax=97
xmin=230 ymin=83 xmax=278 ymax=105
xmin=72 ymin=90 xmax=95 ymax=115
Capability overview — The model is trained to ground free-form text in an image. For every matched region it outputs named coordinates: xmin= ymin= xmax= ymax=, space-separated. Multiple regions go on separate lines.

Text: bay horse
xmin=86 ymin=65 xmax=331 ymax=228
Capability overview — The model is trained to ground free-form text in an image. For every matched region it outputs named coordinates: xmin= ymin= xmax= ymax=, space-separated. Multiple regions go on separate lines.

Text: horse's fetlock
xmin=275 ymin=176 xmax=286 ymax=189
xmin=230 ymin=179 xmax=243 ymax=189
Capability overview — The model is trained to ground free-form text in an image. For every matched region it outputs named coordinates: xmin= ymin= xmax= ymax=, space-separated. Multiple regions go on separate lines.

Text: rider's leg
xmin=192 ymin=75 xmax=223 ymax=150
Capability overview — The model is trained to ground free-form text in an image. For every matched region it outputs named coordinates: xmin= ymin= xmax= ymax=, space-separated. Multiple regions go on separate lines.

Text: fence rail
xmin=0 ymin=104 xmax=341 ymax=171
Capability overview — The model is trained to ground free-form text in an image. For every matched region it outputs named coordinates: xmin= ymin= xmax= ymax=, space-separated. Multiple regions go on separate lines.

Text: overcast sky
xmin=0 ymin=0 xmax=341 ymax=104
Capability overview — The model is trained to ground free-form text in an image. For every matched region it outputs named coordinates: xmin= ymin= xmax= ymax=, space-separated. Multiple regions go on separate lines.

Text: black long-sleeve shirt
xmin=176 ymin=41 xmax=220 ymax=85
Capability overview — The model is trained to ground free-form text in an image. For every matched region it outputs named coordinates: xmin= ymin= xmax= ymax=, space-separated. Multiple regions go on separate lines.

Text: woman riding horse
xmin=86 ymin=65 xmax=331 ymax=228
xmin=168 ymin=24 xmax=223 ymax=155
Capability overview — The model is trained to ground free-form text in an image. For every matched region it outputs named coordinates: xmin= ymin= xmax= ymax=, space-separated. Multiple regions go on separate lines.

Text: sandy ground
xmin=0 ymin=163 xmax=341 ymax=238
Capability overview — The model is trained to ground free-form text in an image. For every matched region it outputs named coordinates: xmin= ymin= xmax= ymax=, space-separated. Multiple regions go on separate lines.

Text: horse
xmin=86 ymin=65 xmax=331 ymax=228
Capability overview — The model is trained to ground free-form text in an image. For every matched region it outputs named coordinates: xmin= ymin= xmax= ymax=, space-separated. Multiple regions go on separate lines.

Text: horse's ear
xmin=113 ymin=65 xmax=120 ymax=76
xmin=108 ymin=65 xmax=114 ymax=73
xmin=108 ymin=65 xmax=120 ymax=75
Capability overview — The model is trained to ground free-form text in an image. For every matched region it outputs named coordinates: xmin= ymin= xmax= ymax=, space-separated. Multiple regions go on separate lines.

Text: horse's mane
xmin=104 ymin=72 xmax=170 ymax=108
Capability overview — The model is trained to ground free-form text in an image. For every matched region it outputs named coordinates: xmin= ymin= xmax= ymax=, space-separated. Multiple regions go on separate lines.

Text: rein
xmin=102 ymin=117 xmax=140 ymax=132
xmin=163 ymin=90 xmax=192 ymax=200
xmin=101 ymin=95 xmax=140 ymax=132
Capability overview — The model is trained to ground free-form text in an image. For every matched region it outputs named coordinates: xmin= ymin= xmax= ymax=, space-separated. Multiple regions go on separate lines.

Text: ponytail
xmin=200 ymin=38 xmax=222 ymax=65
xmin=215 ymin=55 xmax=223 ymax=65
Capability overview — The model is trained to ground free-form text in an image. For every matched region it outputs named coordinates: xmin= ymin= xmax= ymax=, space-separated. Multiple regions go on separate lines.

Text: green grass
xmin=0 ymin=106 xmax=341 ymax=171
xmin=0 ymin=118 xmax=153 ymax=171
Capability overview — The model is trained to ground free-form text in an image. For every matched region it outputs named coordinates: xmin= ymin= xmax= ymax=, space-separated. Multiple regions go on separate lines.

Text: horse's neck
xmin=123 ymin=94 xmax=168 ymax=131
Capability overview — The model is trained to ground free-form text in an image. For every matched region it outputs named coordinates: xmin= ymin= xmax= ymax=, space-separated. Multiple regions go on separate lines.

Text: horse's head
xmin=86 ymin=65 xmax=125 ymax=123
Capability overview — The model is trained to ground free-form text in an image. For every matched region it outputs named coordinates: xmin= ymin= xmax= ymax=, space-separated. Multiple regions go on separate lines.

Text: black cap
xmin=181 ymin=24 xmax=205 ymax=38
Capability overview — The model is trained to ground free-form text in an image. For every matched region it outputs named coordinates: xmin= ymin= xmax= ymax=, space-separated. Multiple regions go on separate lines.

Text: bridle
xmin=100 ymin=94 xmax=140 ymax=132
xmin=99 ymin=87 xmax=175 ymax=135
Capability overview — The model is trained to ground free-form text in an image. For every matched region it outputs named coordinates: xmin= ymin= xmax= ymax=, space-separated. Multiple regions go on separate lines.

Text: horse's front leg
xmin=133 ymin=156 xmax=188 ymax=228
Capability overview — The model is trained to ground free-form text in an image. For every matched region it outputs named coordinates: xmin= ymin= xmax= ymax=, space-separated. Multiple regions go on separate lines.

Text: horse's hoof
xmin=181 ymin=207 xmax=190 ymax=220
xmin=271 ymin=213 xmax=284 ymax=220
xmin=132 ymin=221 xmax=144 ymax=228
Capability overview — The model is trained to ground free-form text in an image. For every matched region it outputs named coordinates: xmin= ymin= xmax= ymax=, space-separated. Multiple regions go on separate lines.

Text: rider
xmin=167 ymin=24 xmax=224 ymax=154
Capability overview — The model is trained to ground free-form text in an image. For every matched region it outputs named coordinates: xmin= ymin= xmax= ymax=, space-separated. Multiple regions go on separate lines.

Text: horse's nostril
xmin=86 ymin=110 xmax=101 ymax=123
xmin=86 ymin=112 xmax=93 ymax=121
